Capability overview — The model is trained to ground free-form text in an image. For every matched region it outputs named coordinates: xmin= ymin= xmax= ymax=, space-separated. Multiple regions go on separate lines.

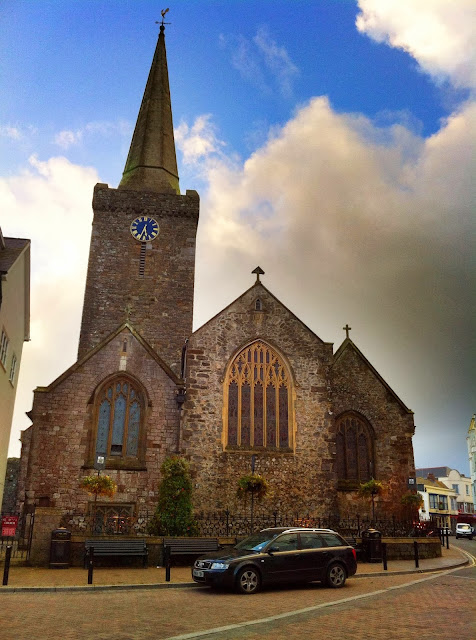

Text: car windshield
xmin=235 ymin=531 xmax=278 ymax=552
xmin=459 ymin=524 xmax=470 ymax=530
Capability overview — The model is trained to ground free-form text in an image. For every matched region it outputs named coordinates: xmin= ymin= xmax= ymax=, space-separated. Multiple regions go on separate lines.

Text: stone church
xmin=18 ymin=25 xmax=416 ymax=523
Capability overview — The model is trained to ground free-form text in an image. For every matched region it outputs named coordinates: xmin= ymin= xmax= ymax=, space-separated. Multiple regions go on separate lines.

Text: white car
xmin=455 ymin=523 xmax=473 ymax=539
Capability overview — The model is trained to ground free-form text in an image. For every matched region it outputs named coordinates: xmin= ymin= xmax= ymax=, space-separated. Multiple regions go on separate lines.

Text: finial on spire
xmin=156 ymin=8 xmax=170 ymax=32
xmin=343 ymin=323 xmax=352 ymax=339
xmin=252 ymin=266 xmax=265 ymax=283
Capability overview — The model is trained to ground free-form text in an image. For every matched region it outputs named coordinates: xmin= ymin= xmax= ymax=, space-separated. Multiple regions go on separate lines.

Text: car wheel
xmin=236 ymin=566 xmax=261 ymax=594
xmin=325 ymin=563 xmax=347 ymax=588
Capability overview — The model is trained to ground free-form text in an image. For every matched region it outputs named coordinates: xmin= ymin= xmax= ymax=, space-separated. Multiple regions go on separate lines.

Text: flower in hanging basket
xmin=237 ymin=473 xmax=269 ymax=502
xmin=80 ymin=475 xmax=117 ymax=498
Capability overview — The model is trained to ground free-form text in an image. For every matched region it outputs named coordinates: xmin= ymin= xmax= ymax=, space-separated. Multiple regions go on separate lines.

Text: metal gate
xmin=0 ymin=511 xmax=35 ymax=561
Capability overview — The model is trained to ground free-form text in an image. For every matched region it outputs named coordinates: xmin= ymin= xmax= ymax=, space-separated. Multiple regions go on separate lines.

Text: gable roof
xmin=333 ymin=337 xmax=413 ymax=414
xmin=35 ymin=322 xmax=182 ymax=393
xmin=192 ymin=280 xmax=332 ymax=346
xmin=0 ymin=232 xmax=31 ymax=340
xmin=0 ymin=235 xmax=30 ymax=273
xmin=416 ymin=476 xmax=455 ymax=492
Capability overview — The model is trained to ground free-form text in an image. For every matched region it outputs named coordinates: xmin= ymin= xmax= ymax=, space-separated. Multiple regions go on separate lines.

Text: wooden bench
xmin=163 ymin=537 xmax=220 ymax=564
xmin=84 ymin=539 xmax=148 ymax=568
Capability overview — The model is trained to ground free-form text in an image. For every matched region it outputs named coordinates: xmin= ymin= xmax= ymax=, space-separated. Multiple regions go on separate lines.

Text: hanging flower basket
xmin=80 ymin=475 xmax=117 ymax=498
xmin=237 ymin=473 xmax=269 ymax=502
xmin=359 ymin=478 xmax=384 ymax=497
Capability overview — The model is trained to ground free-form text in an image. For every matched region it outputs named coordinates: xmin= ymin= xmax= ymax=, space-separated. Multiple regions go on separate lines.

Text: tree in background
xmin=400 ymin=491 xmax=424 ymax=521
xmin=148 ymin=456 xmax=198 ymax=536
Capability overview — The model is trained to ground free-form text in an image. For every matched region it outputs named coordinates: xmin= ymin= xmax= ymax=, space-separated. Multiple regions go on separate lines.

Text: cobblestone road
xmin=2 ymin=565 xmax=475 ymax=640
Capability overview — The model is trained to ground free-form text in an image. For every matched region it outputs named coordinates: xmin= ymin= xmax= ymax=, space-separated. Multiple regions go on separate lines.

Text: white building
xmin=0 ymin=228 xmax=30 ymax=508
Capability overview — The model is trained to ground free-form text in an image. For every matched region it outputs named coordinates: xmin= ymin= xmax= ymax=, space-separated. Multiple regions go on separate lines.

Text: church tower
xmin=78 ymin=24 xmax=199 ymax=373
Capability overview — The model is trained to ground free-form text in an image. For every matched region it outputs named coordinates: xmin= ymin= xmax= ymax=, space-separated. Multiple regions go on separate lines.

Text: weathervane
xmin=156 ymin=8 xmax=171 ymax=31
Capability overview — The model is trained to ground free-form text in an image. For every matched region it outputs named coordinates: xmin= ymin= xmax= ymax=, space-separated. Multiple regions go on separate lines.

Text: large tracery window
xmin=95 ymin=377 xmax=144 ymax=461
xmin=336 ymin=412 xmax=375 ymax=488
xmin=225 ymin=341 xmax=293 ymax=451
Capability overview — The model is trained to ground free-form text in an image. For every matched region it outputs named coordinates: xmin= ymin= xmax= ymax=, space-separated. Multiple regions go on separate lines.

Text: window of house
xmin=466 ymin=485 xmax=470 ymax=495
xmin=450 ymin=498 xmax=457 ymax=510
xmin=224 ymin=341 xmax=293 ymax=451
xmin=452 ymin=484 xmax=459 ymax=493
xmin=94 ymin=377 xmax=144 ymax=461
xmin=0 ymin=329 xmax=9 ymax=367
xmin=336 ymin=413 xmax=374 ymax=487
xmin=429 ymin=494 xmax=438 ymax=509
xmin=8 ymin=353 xmax=17 ymax=384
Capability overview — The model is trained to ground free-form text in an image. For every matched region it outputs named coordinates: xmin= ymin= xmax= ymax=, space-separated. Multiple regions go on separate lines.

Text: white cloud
xmin=53 ymin=120 xmax=132 ymax=149
xmin=220 ymin=27 xmax=299 ymax=98
xmin=175 ymin=115 xmax=225 ymax=165
xmin=54 ymin=129 xmax=83 ymax=149
xmin=179 ymin=92 xmax=474 ymax=473
xmin=3 ymin=156 xmax=99 ymax=454
xmin=356 ymin=0 xmax=476 ymax=89
xmin=253 ymin=27 xmax=299 ymax=99
xmin=0 ymin=125 xmax=22 ymax=140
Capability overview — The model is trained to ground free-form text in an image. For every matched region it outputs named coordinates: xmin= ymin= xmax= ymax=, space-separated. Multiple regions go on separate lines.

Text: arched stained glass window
xmin=95 ymin=377 xmax=144 ymax=460
xmin=336 ymin=413 xmax=374 ymax=486
xmin=224 ymin=341 xmax=293 ymax=450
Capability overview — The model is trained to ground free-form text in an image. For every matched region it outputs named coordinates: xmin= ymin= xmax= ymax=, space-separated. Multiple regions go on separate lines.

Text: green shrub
xmin=148 ymin=456 xmax=198 ymax=536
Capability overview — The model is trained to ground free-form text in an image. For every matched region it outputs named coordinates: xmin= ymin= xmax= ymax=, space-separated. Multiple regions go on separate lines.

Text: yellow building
xmin=0 ymin=228 xmax=30 ymax=508
xmin=417 ymin=476 xmax=458 ymax=530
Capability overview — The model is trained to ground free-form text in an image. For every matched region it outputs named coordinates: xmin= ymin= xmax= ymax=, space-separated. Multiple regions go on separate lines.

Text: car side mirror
xmin=267 ymin=545 xmax=280 ymax=554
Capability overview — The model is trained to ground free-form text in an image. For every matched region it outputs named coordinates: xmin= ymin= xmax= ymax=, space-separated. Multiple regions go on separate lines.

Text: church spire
xmin=119 ymin=23 xmax=180 ymax=194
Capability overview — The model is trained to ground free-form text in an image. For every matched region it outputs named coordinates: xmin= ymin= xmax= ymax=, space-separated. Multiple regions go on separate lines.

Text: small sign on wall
xmin=408 ymin=477 xmax=417 ymax=489
xmin=1 ymin=515 xmax=18 ymax=537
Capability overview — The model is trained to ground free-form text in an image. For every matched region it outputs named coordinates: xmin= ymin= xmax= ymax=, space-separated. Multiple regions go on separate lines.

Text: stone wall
xmin=29 ymin=507 xmax=63 ymax=566
xmin=182 ymin=282 xmax=337 ymax=514
xmin=78 ymin=184 xmax=199 ymax=374
xmin=332 ymin=342 xmax=415 ymax=515
xmin=18 ymin=327 xmax=182 ymax=515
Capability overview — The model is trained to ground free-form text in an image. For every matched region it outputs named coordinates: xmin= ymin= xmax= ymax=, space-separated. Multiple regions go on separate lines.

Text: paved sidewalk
xmin=1 ymin=545 xmax=468 ymax=592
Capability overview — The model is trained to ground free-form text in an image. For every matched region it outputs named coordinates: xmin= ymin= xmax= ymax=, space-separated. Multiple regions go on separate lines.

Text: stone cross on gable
xmin=252 ymin=266 xmax=265 ymax=283
xmin=343 ymin=323 xmax=352 ymax=339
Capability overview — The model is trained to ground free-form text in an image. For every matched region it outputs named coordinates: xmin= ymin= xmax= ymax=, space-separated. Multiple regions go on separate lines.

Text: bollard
xmin=165 ymin=545 xmax=171 ymax=582
xmin=445 ymin=530 xmax=450 ymax=549
xmin=382 ymin=542 xmax=388 ymax=571
xmin=413 ymin=540 xmax=419 ymax=569
xmin=2 ymin=545 xmax=12 ymax=585
xmin=87 ymin=546 xmax=94 ymax=585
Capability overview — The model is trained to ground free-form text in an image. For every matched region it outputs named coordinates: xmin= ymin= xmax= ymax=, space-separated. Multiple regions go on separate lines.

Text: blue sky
xmin=1 ymin=1 xmax=475 ymax=476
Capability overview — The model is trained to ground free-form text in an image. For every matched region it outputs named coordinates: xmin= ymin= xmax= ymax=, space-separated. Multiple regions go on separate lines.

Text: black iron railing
xmin=58 ymin=509 xmax=417 ymax=538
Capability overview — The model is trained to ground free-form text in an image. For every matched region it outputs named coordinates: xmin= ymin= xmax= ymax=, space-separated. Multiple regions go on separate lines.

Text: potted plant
xmin=237 ymin=473 xmax=269 ymax=532
xmin=80 ymin=474 xmax=117 ymax=498
xmin=80 ymin=474 xmax=117 ymax=534
xmin=359 ymin=478 xmax=384 ymax=522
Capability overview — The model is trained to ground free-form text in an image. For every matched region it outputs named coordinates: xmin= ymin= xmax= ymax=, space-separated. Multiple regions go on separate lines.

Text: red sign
xmin=1 ymin=515 xmax=18 ymax=537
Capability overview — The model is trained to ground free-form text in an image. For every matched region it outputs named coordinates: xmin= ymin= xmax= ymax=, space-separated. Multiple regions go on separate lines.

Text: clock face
xmin=130 ymin=216 xmax=160 ymax=242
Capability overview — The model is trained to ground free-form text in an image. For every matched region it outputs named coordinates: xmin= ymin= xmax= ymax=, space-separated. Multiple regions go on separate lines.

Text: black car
xmin=192 ymin=527 xmax=357 ymax=594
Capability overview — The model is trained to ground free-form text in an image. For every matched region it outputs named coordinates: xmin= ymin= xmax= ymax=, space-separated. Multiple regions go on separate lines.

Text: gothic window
xmin=224 ymin=341 xmax=293 ymax=451
xmin=336 ymin=413 xmax=374 ymax=487
xmin=94 ymin=377 xmax=144 ymax=461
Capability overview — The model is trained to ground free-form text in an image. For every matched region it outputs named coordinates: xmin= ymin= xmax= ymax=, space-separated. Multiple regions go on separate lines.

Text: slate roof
xmin=0 ymin=235 xmax=30 ymax=273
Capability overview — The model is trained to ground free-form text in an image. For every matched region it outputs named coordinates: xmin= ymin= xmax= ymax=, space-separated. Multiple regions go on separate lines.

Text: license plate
xmin=193 ymin=569 xmax=204 ymax=577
